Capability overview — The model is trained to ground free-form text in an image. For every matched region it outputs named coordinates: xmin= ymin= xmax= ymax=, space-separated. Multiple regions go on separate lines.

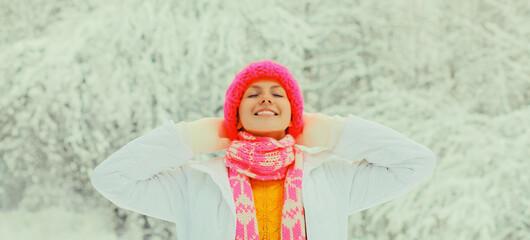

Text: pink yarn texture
xmin=223 ymin=60 xmax=304 ymax=141
xmin=224 ymin=131 xmax=307 ymax=240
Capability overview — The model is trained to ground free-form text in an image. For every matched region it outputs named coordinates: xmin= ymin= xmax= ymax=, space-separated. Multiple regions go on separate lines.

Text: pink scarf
xmin=224 ymin=131 xmax=306 ymax=240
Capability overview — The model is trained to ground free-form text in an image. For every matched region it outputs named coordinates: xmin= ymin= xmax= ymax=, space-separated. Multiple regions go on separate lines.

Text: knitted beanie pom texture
xmin=223 ymin=60 xmax=304 ymax=141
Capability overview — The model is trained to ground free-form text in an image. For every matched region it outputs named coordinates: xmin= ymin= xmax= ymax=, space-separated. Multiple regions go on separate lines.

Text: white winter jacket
xmin=90 ymin=114 xmax=436 ymax=240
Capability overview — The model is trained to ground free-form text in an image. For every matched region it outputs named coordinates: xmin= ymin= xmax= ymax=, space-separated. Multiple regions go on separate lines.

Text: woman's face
xmin=236 ymin=78 xmax=292 ymax=140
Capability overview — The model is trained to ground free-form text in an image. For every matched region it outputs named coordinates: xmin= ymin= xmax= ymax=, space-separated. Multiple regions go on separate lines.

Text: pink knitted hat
xmin=223 ymin=60 xmax=304 ymax=141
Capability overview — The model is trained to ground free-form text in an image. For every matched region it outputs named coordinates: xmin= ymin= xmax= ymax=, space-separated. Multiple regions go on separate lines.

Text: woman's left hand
xmin=294 ymin=112 xmax=334 ymax=148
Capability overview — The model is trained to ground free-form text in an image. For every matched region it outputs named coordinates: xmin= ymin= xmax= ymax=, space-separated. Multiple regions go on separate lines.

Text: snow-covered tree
xmin=1 ymin=0 xmax=528 ymax=239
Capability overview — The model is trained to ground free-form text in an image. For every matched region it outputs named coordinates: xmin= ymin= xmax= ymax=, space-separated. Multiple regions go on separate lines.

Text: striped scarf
xmin=224 ymin=131 xmax=306 ymax=240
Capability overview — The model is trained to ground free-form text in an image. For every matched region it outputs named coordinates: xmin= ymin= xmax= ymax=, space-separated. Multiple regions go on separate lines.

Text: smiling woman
xmin=91 ymin=59 xmax=436 ymax=240
xmin=236 ymin=79 xmax=293 ymax=140
xmin=223 ymin=60 xmax=306 ymax=144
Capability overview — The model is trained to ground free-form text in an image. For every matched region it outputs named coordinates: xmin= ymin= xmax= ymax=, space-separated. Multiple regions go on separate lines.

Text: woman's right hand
xmin=186 ymin=117 xmax=232 ymax=154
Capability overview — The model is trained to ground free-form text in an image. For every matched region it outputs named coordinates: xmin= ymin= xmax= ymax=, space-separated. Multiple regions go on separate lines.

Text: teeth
xmin=256 ymin=111 xmax=276 ymax=116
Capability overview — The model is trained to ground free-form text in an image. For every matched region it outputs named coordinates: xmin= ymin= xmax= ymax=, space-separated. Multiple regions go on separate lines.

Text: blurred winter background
xmin=1 ymin=0 xmax=529 ymax=239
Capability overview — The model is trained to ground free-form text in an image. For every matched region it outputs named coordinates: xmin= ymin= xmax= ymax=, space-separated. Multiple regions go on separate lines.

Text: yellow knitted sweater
xmin=249 ymin=177 xmax=285 ymax=240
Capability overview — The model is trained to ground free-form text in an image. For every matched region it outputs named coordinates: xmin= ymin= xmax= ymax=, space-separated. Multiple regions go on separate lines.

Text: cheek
xmin=238 ymin=102 xmax=252 ymax=119
xmin=283 ymin=101 xmax=292 ymax=113
xmin=239 ymin=102 xmax=249 ymax=113
xmin=282 ymin=106 xmax=292 ymax=119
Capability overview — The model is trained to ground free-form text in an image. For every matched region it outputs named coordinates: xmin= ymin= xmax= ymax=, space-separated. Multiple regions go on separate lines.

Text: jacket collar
xmin=187 ymin=146 xmax=332 ymax=216
xmin=188 ymin=158 xmax=235 ymax=214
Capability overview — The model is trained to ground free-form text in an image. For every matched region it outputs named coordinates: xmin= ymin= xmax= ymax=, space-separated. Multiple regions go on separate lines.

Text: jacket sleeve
xmin=90 ymin=119 xmax=195 ymax=223
xmin=327 ymin=114 xmax=436 ymax=215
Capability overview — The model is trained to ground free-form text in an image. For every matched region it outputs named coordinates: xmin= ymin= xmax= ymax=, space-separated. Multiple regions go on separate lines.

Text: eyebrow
xmin=249 ymin=85 xmax=282 ymax=90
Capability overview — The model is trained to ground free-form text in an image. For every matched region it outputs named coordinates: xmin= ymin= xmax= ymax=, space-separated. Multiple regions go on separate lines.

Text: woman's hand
xmin=294 ymin=113 xmax=334 ymax=148
xmin=187 ymin=118 xmax=232 ymax=154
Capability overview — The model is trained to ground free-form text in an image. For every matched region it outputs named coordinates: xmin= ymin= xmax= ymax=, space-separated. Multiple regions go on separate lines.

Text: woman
xmin=91 ymin=60 xmax=436 ymax=240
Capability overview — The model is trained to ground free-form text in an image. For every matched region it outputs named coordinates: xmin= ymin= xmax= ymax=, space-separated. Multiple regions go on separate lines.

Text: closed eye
xmin=248 ymin=94 xmax=283 ymax=98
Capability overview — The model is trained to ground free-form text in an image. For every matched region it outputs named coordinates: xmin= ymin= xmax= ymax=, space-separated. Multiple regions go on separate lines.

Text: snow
xmin=1 ymin=0 xmax=528 ymax=239
xmin=0 ymin=206 xmax=130 ymax=240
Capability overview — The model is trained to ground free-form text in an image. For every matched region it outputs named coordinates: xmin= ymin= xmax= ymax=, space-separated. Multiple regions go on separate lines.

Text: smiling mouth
xmin=254 ymin=112 xmax=279 ymax=116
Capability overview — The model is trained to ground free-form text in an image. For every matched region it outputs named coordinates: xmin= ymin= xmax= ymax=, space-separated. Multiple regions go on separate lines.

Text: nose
xmin=260 ymin=96 xmax=272 ymax=104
